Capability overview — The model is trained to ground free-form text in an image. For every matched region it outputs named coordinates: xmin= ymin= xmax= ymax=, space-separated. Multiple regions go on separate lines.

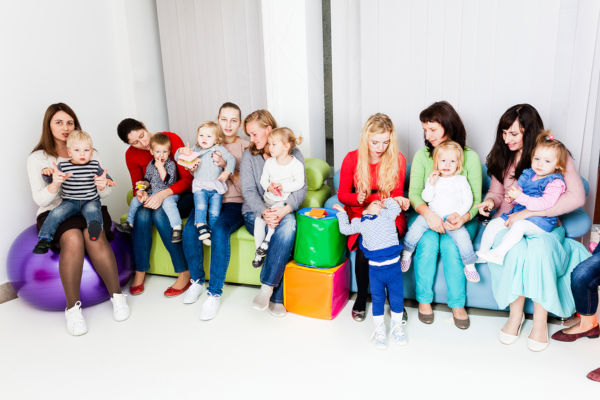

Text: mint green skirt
xmin=488 ymin=226 xmax=589 ymax=317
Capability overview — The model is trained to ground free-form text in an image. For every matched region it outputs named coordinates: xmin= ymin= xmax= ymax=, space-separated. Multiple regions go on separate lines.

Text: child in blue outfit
xmin=334 ymin=197 xmax=407 ymax=349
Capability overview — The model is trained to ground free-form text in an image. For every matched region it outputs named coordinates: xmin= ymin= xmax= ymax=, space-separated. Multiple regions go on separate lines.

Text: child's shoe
xmin=477 ymin=250 xmax=504 ymax=265
xmin=110 ymin=293 xmax=130 ymax=322
xmin=400 ymin=251 xmax=412 ymax=272
xmin=65 ymin=301 xmax=87 ymax=336
xmin=116 ymin=221 xmax=133 ymax=235
xmin=197 ymin=224 xmax=210 ymax=241
xmin=202 ymin=236 xmax=211 ymax=246
xmin=371 ymin=323 xmax=388 ymax=349
xmin=171 ymin=227 xmax=183 ymax=243
xmin=252 ymin=284 xmax=273 ymax=311
xmin=88 ymin=221 xmax=102 ymax=241
xmin=199 ymin=293 xmax=221 ymax=321
xmin=268 ymin=302 xmax=287 ymax=317
xmin=183 ymin=279 xmax=204 ymax=304
xmin=33 ymin=238 xmax=52 ymax=254
xmin=464 ymin=264 xmax=480 ymax=283
xmin=390 ymin=319 xmax=408 ymax=346
xmin=252 ymin=241 xmax=269 ymax=268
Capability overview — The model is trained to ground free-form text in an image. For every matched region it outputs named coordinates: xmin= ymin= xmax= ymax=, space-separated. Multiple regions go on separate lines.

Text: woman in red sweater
xmin=337 ymin=113 xmax=409 ymax=321
xmin=117 ymin=118 xmax=194 ymax=296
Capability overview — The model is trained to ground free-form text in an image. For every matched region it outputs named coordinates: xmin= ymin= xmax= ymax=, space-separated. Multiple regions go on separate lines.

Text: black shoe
xmin=252 ymin=253 xmax=266 ymax=268
xmin=352 ymin=301 xmax=366 ymax=322
xmin=197 ymin=224 xmax=211 ymax=241
xmin=116 ymin=221 xmax=133 ymax=235
xmin=33 ymin=238 xmax=52 ymax=254
xmin=171 ymin=228 xmax=182 ymax=243
xmin=88 ymin=221 xmax=102 ymax=241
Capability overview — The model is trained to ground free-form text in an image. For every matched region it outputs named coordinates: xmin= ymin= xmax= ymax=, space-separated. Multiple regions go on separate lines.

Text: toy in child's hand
xmin=177 ymin=151 xmax=201 ymax=169
xmin=135 ymin=182 xmax=148 ymax=190
xmin=269 ymin=182 xmax=282 ymax=197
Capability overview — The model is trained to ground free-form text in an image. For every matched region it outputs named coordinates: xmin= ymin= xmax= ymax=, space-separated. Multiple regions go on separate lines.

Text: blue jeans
xmin=244 ymin=211 xmax=297 ymax=304
xmin=39 ymin=199 xmax=102 ymax=240
xmin=194 ymin=190 xmax=223 ymax=227
xmin=404 ymin=215 xmax=477 ymax=265
xmin=369 ymin=261 xmax=404 ymax=316
xmin=571 ymin=245 xmax=600 ymax=316
xmin=127 ymin=194 xmax=181 ymax=228
xmin=182 ymin=202 xmax=244 ymax=295
xmin=132 ymin=194 xmax=192 ymax=273
xmin=413 ymin=219 xmax=478 ymax=308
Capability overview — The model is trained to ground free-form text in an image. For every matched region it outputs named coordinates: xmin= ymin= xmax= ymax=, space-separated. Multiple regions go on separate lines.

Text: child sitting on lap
xmin=334 ymin=197 xmax=408 ymax=349
xmin=478 ymin=131 xmax=567 ymax=265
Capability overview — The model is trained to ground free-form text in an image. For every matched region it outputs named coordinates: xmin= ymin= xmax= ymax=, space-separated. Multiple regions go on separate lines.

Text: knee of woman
xmin=60 ymin=230 xmax=85 ymax=249
xmin=571 ymin=265 xmax=590 ymax=289
xmin=275 ymin=215 xmax=296 ymax=241
xmin=134 ymin=207 xmax=152 ymax=226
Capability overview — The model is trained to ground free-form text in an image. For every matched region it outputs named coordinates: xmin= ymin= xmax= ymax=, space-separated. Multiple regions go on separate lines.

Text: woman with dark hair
xmin=408 ymin=101 xmax=482 ymax=329
xmin=181 ymin=102 xmax=250 ymax=320
xmin=240 ymin=109 xmax=306 ymax=317
xmin=27 ymin=103 xmax=128 ymax=336
xmin=477 ymin=104 xmax=588 ymax=351
xmin=117 ymin=118 xmax=193 ymax=296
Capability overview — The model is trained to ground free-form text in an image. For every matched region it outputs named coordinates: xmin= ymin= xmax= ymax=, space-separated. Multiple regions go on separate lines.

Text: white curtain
xmin=332 ymin=0 xmax=600 ymax=220
xmin=155 ymin=0 xmax=268 ymax=144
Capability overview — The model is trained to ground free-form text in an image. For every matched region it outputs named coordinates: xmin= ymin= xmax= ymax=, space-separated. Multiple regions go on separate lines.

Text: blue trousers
xmin=193 ymin=189 xmax=223 ymax=227
xmin=369 ymin=261 xmax=404 ymax=316
xmin=571 ymin=244 xmax=600 ymax=316
xmin=127 ymin=194 xmax=181 ymax=228
xmin=39 ymin=199 xmax=102 ymax=240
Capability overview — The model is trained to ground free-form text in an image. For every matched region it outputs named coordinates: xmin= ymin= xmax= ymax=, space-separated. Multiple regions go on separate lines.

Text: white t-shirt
xmin=259 ymin=156 xmax=305 ymax=206
xmin=421 ymin=174 xmax=472 ymax=218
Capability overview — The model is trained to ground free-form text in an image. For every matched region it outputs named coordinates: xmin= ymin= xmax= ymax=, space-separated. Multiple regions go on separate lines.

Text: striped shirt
xmin=57 ymin=160 xmax=104 ymax=201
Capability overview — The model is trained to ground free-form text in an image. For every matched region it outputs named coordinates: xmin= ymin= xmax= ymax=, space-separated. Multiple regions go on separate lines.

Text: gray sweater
xmin=241 ymin=148 xmax=307 ymax=215
xmin=175 ymin=144 xmax=236 ymax=181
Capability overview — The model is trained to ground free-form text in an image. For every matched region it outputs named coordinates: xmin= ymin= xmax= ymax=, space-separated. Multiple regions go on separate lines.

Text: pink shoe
xmin=400 ymin=258 xmax=411 ymax=273
xmin=464 ymin=266 xmax=480 ymax=283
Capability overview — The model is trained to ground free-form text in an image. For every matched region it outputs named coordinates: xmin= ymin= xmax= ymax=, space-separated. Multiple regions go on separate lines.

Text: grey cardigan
xmin=241 ymin=148 xmax=307 ymax=215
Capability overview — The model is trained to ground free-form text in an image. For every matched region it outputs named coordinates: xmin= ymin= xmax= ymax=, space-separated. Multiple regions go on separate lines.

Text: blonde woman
xmin=337 ymin=113 xmax=409 ymax=321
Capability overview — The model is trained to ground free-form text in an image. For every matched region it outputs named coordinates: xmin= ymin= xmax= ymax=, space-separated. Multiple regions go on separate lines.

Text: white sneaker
xmin=199 ymin=294 xmax=221 ymax=321
xmin=183 ymin=279 xmax=204 ymax=304
xmin=268 ymin=302 xmax=287 ymax=317
xmin=252 ymin=284 xmax=273 ymax=311
xmin=65 ymin=301 xmax=87 ymax=336
xmin=390 ymin=320 xmax=408 ymax=346
xmin=371 ymin=323 xmax=387 ymax=349
xmin=110 ymin=293 xmax=130 ymax=322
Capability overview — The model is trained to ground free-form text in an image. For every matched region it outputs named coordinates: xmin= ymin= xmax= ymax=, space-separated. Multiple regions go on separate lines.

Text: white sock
xmin=373 ymin=315 xmax=384 ymax=327
xmin=173 ymin=225 xmax=182 ymax=230
xmin=391 ymin=310 xmax=404 ymax=324
xmin=401 ymin=250 xmax=412 ymax=260
xmin=464 ymin=263 xmax=476 ymax=272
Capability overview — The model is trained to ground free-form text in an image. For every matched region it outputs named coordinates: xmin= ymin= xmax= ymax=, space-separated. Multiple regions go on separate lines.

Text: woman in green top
xmin=408 ymin=101 xmax=482 ymax=329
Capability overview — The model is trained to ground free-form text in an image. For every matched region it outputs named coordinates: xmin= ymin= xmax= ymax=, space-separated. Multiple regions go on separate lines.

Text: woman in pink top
xmin=476 ymin=104 xmax=589 ymax=352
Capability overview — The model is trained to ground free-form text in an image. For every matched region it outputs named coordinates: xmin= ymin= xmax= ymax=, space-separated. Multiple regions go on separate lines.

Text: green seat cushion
xmin=301 ymin=185 xmax=332 ymax=208
xmin=305 ymin=158 xmax=331 ymax=191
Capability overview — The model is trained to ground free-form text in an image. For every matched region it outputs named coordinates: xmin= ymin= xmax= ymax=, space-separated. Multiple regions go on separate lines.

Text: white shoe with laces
xmin=65 ymin=301 xmax=87 ymax=336
xmin=199 ymin=294 xmax=221 ymax=321
xmin=371 ymin=323 xmax=388 ymax=349
xmin=110 ymin=293 xmax=130 ymax=322
xmin=390 ymin=320 xmax=408 ymax=346
xmin=183 ymin=279 xmax=204 ymax=304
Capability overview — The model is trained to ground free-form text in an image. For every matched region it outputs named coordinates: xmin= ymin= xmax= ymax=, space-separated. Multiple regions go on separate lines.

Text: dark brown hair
xmin=32 ymin=103 xmax=82 ymax=157
xmin=117 ymin=118 xmax=146 ymax=144
xmin=419 ymin=101 xmax=466 ymax=155
xmin=218 ymin=102 xmax=242 ymax=121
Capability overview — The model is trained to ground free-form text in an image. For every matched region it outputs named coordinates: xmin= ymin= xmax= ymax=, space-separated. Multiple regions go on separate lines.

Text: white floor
xmin=1 ymin=275 xmax=598 ymax=399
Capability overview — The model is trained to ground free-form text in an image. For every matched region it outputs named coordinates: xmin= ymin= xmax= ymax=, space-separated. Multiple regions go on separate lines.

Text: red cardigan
xmin=125 ymin=131 xmax=193 ymax=195
xmin=337 ymin=149 xmax=407 ymax=250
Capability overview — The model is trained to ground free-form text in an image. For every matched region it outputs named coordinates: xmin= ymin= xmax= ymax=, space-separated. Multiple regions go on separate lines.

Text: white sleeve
xmin=280 ymin=158 xmax=305 ymax=193
xmin=421 ymin=181 xmax=435 ymax=203
xmin=456 ymin=176 xmax=473 ymax=216
xmin=27 ymin=151 xmax=60 ymax=207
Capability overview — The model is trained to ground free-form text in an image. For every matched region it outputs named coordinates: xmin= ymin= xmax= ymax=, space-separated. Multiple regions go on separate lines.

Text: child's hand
xmin=507 ymin=186 xmax=522 ymax=201
xmin=357 ymin=191 xmax=367 ymax=204
xmin=41 ymin=168 xmax=53 ymax=176
xmin=106 ymin=179 xmax=117 ymax=187
xmin=394 ymin=196 xmax=411 ymax=211
xmin=268 ymin=182 xmax=283 ymax=196
xmin=49 ymin=162 xmax=72 ymax=187
xmin=94 ymin=169 xmax=109 ymax=191
xmin=428 ymin=170 xmax=440 ymax=185
xmin=136 ymin=189 xmax=148 ymax=203
xmin=332 ymin=204 xmax=345 ymax=213
xmin=217 ymin=170 xmax=231 ymax=182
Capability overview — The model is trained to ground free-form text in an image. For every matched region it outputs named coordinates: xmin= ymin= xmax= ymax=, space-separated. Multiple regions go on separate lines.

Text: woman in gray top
xmin=241 ymin=109 xmax=307 ymax=317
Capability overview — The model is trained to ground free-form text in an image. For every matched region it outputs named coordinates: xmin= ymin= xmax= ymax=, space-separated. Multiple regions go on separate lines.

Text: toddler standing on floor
xmin=334 ymin=197 xmax=409 ymax=349
xmin=121 ymin=133 xmax=183 ymax=242
xmin=34 ymin=130 xmax=108 ymax=253
xmin=478 ymin=131 xmax=567 ymax=265
xmin=252 ymin=127 xmax=305 ymax=268
xmin=175 ymin=121 xmax=235 ymax=246
xmin=401 ymin=140 xmax=480 ymax=282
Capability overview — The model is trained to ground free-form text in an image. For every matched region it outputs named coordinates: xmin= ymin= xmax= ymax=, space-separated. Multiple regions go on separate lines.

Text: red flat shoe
xmin=164 ymin=281 xmax=192 ymax=297
xmin=130 ymin=282 xmax=145 ymax=296
xmin=551 ymin=325 xmax=600 ymax=342
xmin=587 ymin=367 xmax=600 ymax=382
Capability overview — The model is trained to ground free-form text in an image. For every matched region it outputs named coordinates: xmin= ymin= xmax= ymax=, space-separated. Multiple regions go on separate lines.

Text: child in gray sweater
xmin=175 ymin=121 xmax=235 ymax=245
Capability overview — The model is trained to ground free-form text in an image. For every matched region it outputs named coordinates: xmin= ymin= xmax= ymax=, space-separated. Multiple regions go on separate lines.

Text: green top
xmin=408 ymin=146 xmax=482 ymax=220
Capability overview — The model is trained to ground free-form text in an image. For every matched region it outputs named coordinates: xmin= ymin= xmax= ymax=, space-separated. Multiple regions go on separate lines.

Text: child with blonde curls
xmin=252 ymin=127 xmax=305 ymax=268
xmin=478 ymin=131 xmax=568 ymax=265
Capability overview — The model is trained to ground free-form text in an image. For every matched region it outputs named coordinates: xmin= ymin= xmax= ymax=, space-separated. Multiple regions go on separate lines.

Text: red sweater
xmin=337 ymin=149 xmax=407 ymax=250
xmin=125 ymin=131 xmax=193 ymax=195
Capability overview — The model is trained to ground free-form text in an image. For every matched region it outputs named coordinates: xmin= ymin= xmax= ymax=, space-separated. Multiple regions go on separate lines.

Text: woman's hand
xmin=357 ymin=191 xmax=367 ymax=205
xmin=393 ymin=196 xmax=411 ymax=211
xmin=212 ymin=151 xmax=226 ymax=168
xmin=264 ymin=205 xmax=292 ymax=228
xmin=94 ymin=170 xmax=109 ymax=191
xmin=136 ymin=190 xmax=148 ymax=203
xmin=475 ymin=198 xmax=495 ymax=217
xmin=143 ymin=189 xmax=169 ymax=209
xmin=507 ymin=186 xmax=522 ymax=202
xmin=217 ymin=171 xmax=231 ymax=182
xmin=424 ymin=210 xmax=445 ymax=234
xmin=504 ymin=209 xmax=534 ymax=227
xmin=444 ymin=212 xmax=468 ymax=231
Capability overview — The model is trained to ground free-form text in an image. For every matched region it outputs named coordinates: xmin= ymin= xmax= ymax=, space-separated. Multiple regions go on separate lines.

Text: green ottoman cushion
xmin=305 ymin=158 xmax=331 ymax=190
xmin=301 ymin=185 xmax=332 ymax=208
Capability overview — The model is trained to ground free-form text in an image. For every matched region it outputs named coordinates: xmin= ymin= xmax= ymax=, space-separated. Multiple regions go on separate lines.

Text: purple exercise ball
xmin=7 ymin=223 xmax=133 ymax=311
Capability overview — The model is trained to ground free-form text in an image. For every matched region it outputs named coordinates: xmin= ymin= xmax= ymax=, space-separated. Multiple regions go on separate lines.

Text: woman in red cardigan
xmin=337 ymin=113 xmax=409 ymax=321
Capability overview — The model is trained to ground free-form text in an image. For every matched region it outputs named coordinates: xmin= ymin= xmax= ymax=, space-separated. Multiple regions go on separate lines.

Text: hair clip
xmin=546 ymin=134 xmax=555 ymax=141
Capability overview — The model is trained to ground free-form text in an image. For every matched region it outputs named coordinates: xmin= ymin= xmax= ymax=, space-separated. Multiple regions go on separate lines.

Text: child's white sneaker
xmin=110 ymin=293 xmax=130 ymax=322
xmin=252 ymin=284 xmax=273 ymax=311
xmin=183 ymin=279 xmax=204 ymax=304
xmin=390 ymin=320 xmax=408 ymax=346
xmin=199 ymin=293 xmax=221 ymax=321
xmin=65 ymin=301 xmax=87 ymax=336
xmin=371 ymin=323 xmax=388 ymax=349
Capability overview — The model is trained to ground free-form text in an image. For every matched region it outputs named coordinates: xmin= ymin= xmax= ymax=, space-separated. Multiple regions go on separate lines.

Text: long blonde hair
xmin=355 ymin=113 xmax=399 ymax=198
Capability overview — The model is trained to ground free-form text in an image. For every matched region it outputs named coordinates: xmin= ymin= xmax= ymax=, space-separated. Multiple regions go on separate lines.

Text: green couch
xmin=122 ymin=158 xmax=332 ymax=285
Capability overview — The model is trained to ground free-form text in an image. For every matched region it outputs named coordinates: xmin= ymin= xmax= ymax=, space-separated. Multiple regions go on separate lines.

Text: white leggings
xmin=479 ymin=217 xmax=545 ymax=257
xmin=253 ymin=201 xmax=285 ymax=248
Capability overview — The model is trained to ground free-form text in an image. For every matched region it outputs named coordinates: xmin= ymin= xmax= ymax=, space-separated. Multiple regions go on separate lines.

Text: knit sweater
xmin=260 ymin=156 xmax=305 ymax=204
xmin=241 ymin=148 xmax=307 ymax=215
xmin=337 ymin=149 xmax=407 ymax=250
xmin=222 ymin=138 xmax=250 ymax=204
xmin=409 ymin=146 xmax=482 ymax=220
xmin=175 ymin=144 xmax=236 ymax=194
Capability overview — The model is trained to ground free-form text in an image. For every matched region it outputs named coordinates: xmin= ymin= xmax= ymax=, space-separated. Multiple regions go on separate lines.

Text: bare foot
xmin=418 ymin=302 xmax=433 ymax=315
xmin=171 ymin=270 xmax=190 ymax=290
xmin=452 ymin=307 xmax=468 ymax=320
xmin=501 ymin=311 xmax=524 ymax=336
xmin=132 ymin=271 xmax=145 ymax=287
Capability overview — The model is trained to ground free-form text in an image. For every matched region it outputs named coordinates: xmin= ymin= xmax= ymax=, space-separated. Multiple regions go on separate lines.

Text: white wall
xmin=0 ymin=0 xmax=168 ymax=284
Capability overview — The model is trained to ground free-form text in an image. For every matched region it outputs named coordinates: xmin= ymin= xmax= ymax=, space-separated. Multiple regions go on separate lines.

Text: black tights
xmin=353 ymin=247 xmax=370 ymax=311
xmin=59 ymin=229 xmax=121 ymax=309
